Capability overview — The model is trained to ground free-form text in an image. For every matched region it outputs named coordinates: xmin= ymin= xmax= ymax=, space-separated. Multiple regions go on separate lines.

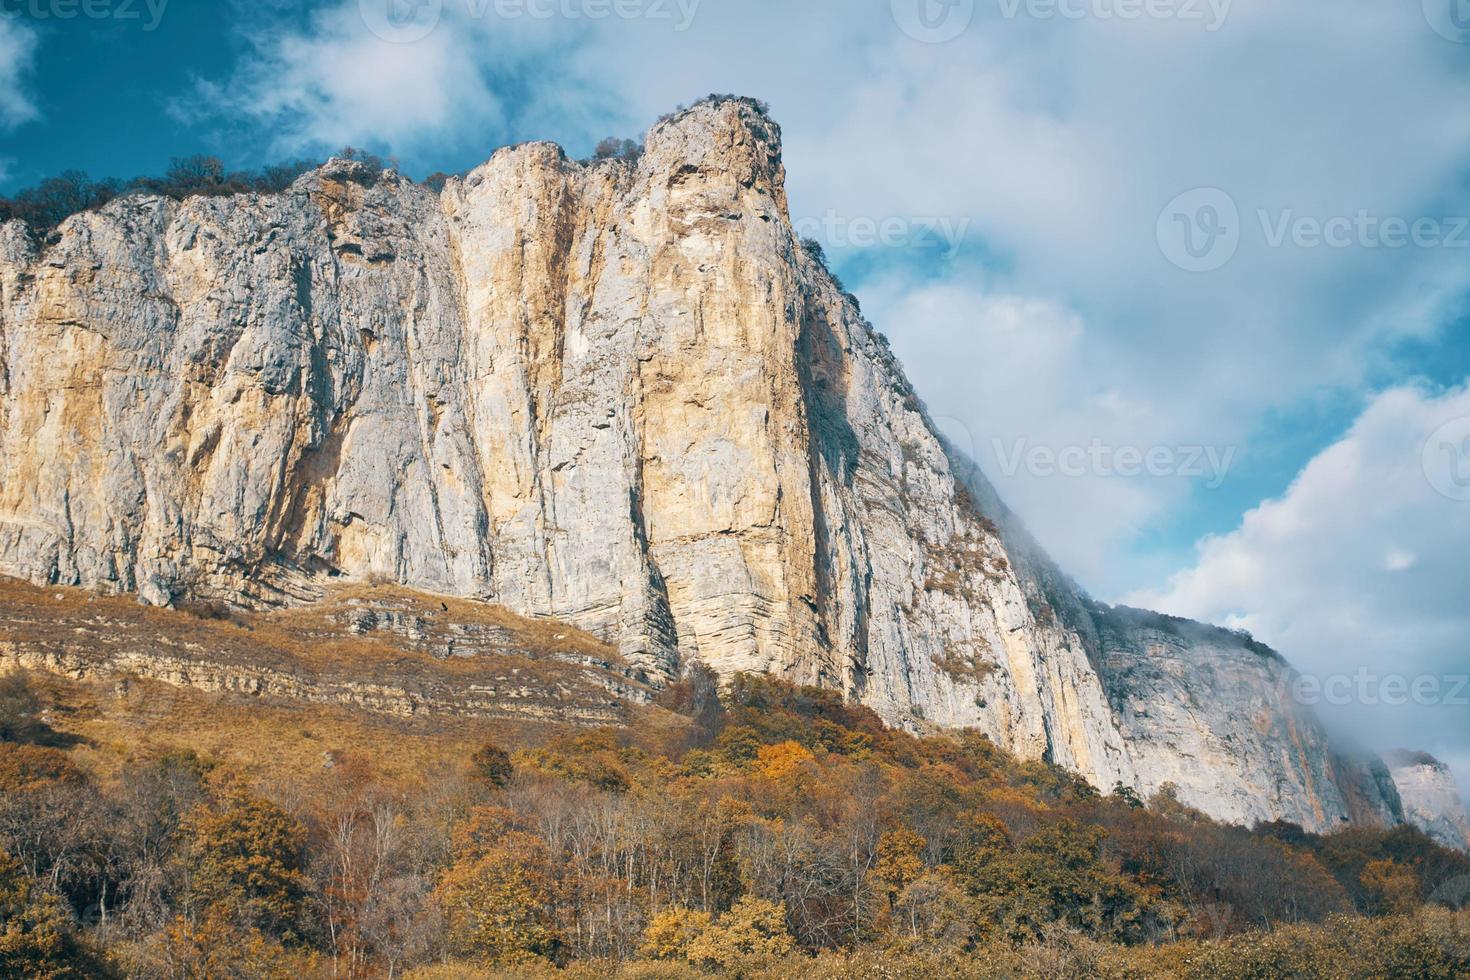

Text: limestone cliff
xmin=0 ymin=97 xmax=1454 ymax=834
xmin=1389 ymin=752 xmax=1470 ymax=851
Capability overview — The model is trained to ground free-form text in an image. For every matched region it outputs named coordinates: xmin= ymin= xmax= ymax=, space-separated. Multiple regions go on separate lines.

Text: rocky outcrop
xmin=0 ymin=97 xmax=1458 ymax=833
xmin=0 ymin=577 xmax=651 ymax=725
xmin=1090 ymin=604 xmax=1405 ymax=831
xmin=1390 ymin=752 xmax=1470 ymax=851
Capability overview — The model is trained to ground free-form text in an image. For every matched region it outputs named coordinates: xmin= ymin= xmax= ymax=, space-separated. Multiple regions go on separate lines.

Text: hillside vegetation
xmin=1 ymin=639 xmax=1467 ymax=978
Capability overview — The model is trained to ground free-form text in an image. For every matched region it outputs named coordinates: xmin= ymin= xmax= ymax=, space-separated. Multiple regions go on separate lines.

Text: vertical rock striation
xmin=1389 ymin=752 xmax=1470 ymax=851
xmin=0 ymin=98 xmax=1458 ymax=834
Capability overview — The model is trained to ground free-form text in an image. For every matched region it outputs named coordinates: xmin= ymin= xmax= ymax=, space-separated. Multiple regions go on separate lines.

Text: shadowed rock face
xmin=0 ymin=98 xmax=1455 ymax=834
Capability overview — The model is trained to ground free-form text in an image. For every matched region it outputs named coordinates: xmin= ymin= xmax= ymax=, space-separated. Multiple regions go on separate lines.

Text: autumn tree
xmin=435 ymin=810 xmax=558 ymax=965
xmin=892 ymin=869 xmax=979 ymax=950
xmin=0 ymin=851 xmax=113 ymax=979
xmin=656 ymin=660 xmax=723 ymax=747
xmin=642 ymin=896 xmax=794 ymax=969
xmin=946 ymin=810 xmax=1012 ymax=887
xmin=0 ymin=744 xmax=111 ymax=920
xmin=134 ymin=907 xmax=313 ymax=980
xmin=755 ymin=741 xmax=815 ymax=781
xmin=469 ymin=743 xmax=514 ymax=787
xmin=874 ymin=828 xmax=927 ymax=907
xmin=1361 ymin=859 xmax=1421 ymax=916
xmin=107 ymin=752 xmax=209 ymax=936
xmin=300 ymin=754 xmax=425 ymax=975
xmin=992 ymin=821 xmax=1153 ymax=943
xmin=180 ymin=786 xmax=311 ymax=942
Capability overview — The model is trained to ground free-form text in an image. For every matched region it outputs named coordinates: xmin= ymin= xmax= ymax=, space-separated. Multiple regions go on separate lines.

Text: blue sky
xmin=3 ymin=0 xmax=1470 ymax=785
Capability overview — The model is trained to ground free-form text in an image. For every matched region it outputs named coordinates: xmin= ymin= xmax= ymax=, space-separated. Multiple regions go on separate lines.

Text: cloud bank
xmin=1128 ymin=383 xmax=1470 ymax=796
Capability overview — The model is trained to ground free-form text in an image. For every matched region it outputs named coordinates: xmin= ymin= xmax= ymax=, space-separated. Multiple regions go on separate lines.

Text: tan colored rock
xmin=0 ymin=97 xmax=1446 ymax=832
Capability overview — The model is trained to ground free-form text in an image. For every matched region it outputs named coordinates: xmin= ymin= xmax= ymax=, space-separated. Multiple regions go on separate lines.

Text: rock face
xmin=0 ymin=97 xmax=1456 ymax=833
xmin=1090 ymin=604 xmax=1406 ymax=831
xmin=0 ymin=576 xmax=654 ymax=725
xmin=1389 ymin=753 xmax=1470 ymax=851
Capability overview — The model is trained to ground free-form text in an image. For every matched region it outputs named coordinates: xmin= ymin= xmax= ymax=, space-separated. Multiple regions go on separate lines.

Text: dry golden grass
xmin=0 ymin=575 xmax=679 ymax=784
xmin=0 ymin=575 xmax=626 ymax=678
xmin=31 ymin=671 xmax=537 ymax=784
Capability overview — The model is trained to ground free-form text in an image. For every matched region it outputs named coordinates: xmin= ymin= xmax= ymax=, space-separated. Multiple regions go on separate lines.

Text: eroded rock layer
xmin=0 ymin=99 xmax=1456 ymax=835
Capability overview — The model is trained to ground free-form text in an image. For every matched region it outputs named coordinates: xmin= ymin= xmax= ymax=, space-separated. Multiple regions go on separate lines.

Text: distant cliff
xmin=0 ymin=97 xmax=1460 ymax=836
xmin=1389 ymin=752 xmax=1470 ymax=851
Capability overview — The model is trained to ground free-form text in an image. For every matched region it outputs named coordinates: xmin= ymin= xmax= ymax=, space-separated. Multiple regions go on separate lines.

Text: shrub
xmin=0 ymin=155 xmax=320 ymax=238
xmin=469 ymin=743 xmax=514 ymax=787
xmin=592 ymin=138 xmax=643 ymax=163
xmin=642 ymin=897 xmax=795 ymax=970
xmin=0 ymin=850 xmax=114 ymax=978
xmin=0 ymin=672 xmax=39 ymax=742
xmin=180 ymin=786 xmax=311 ymax=942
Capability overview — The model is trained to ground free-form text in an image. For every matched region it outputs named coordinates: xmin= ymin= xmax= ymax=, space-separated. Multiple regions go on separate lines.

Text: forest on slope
xmin=1 ymin=663 xmax=1467 ymax=979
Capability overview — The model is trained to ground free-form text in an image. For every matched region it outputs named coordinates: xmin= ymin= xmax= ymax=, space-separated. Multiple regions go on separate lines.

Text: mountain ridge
xmin=0 ymin=96 xmax=1460 ymax=843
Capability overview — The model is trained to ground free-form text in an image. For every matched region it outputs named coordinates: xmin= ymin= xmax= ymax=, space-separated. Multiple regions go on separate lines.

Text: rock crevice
xmin=1 ymin=99 xmax=1461 ymax=837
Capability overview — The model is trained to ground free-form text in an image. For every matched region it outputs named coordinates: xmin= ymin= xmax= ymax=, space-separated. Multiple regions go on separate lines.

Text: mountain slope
xmin=0 ymin=97 xmax=1453 ymax=835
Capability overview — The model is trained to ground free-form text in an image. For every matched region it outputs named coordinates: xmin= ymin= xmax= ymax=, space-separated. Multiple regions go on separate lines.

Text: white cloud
xmin=1127 ymin=382 xmax=1470 ymax=791
xmin=172 ymin=2 xmax=556 ymax=157
xmin=0 ymin=18 xmax=39 ymax=129
xmin=863 ymin=277 xmax=1199 ymax=586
